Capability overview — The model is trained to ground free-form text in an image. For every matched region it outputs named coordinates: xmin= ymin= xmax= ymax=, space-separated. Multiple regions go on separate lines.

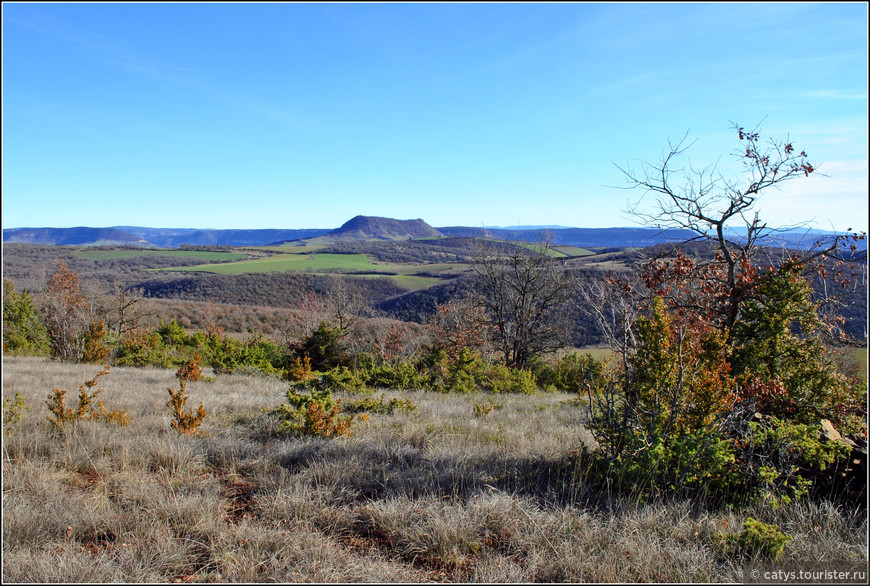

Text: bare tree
xmin=469 ymin=235 xmax=574 ymax=369
xmin=111 ymin=283 xmax=151 ymax=339
xmin=323 ymin=277 xmax=370 ymax=335
xmin=575 ymin=271 xmax=641 ymax=371
xmin=427 ymin=297 xmax=495 ymax=361
xmin=615 ymin=121 xmax=864 ymax=332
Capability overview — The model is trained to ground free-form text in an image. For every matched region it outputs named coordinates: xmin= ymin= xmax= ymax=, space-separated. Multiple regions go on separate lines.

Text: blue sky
xmin=2 ymin=2 xmax=867 ymax=231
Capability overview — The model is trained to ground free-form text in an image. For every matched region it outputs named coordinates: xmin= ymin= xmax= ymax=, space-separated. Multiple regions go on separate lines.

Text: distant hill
xmin=319 ymin=216 xmax=443 ymax=242
xmin=167 ymin=228 xmax=330 ymax=247
xmin=2 ymin=226 xmax=331 ymax=248
xmin=111 ymin=227 xmax=201 ymax=247
xmin=437 ymin=225 xmax=867 ymax=251
xmin=436 ymin=226 xmax=698 ymax=247
xmin=495 ymin=226 xmax=699 ymax=247
xmin=114 ymin=226 xmax=331 ymax=247
xmin=2 ymin=227 xmax=150 ymax=247
xmin=4 ymin=218 xmax=863 ymax=251
xmin=435 ymin=226 xmax=495 ymax=239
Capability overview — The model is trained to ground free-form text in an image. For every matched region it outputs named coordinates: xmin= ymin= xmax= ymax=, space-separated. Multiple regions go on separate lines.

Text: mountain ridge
xmin=3 ymin=218 xmax=861 ymax=250
xmin=1 ymin=227 xmax=149 ymax=247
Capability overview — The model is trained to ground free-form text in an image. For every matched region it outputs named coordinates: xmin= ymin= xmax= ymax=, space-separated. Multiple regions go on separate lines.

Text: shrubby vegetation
xmin=129 ymin=241 xmax=863 ymax=510
xmin=3 ymin=356 xmax=864 ymax=582
xmin=3 ymin=234 xmax=866 ymax=514
xmin=2 ymin=278 xmax=49 ymax=355
xmin=5 ymin=261 xmax=595 ymax=399
xmin=579 ymin=124 xmax=867 ymax=508
xmin=1 ymin=125 xmax=867 ymax=582
xmin=44 ymin=365 xmax=130 ymax=429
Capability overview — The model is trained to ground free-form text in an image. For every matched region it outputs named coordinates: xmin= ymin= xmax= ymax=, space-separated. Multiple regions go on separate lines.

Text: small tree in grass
xmin=82 ymin=319 xmax=110 ymax=364
xmin=274 ymin=383 xmax=363 ymax=438
xmin=42 ymin=262 xmax=92 ymax=362
xmin=167 ymin=357 xmax=206 ymax=436
xmin=3 ymin=278 xmax=49 ymax=355
xmin=46 ymin=366 xmax=129 ymax=429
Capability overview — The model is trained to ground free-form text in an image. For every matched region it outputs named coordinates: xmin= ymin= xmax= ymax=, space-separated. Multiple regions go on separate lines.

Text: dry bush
xmin=164 ymin=354 xmax=208 ymax=436
xmin=166 ymin=379 xmax=206 ymax=436
xmin=44 ymin=365 xmax=128 ymax=428
xmin=285 ymin=355 xmax=312 ymax=382
xmin=175 ymin=353 xmax=203 ymax=383
xmin=41 ymin=262 xmax=93 ymax=361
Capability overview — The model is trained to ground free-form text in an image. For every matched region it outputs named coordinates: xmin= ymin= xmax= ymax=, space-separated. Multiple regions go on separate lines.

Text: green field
xmin=845 ymin=347 xmax=868 ymax=382
xmin=76 ymin=250 xmax=248 ymax=262
xmin=552 ymin=245 xmax=596 ymax=257
xmin=160 ymin=251 xmax=469 ymax=290
xmin=163 ymin=252 xmax=395 ymax=275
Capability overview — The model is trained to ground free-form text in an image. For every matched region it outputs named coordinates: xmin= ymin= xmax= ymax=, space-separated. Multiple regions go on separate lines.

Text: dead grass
xmin=3 ymin=356 xmax=866 ymax=582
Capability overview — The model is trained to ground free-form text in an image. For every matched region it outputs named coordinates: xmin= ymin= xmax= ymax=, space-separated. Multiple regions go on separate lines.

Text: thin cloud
xmin=804 ymin=89 xmax=868 ymax=100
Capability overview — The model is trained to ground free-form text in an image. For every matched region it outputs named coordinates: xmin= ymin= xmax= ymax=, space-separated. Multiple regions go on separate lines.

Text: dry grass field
xmin=2 ymin=356 xmax=867 ymax=582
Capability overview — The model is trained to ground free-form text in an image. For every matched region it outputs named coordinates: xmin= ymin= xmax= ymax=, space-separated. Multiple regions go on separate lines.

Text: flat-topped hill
xmin=324 ymin=215 xmax=443 ymax=241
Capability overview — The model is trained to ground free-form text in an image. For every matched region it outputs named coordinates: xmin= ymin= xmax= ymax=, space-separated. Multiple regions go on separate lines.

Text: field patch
xmin=161 ymin=252 xmax=394 ymax=275
xmin=552 ymin=246 xmax=596 ymax=257
xmin=160 ymin=252 xmax=469 ymax=291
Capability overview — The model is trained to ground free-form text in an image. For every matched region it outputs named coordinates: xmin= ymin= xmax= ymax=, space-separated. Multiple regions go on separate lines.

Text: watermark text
xmin=746 ymin=562 xmax=868 ymax=584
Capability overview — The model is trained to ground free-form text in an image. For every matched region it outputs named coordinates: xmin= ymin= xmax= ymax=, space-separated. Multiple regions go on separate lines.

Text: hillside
xmin=2 ymin=227 xmax=150 ymax=247
xmin=318 ymin=216 xmax=444 ymax=242
xmin=165 ymin=228 xmax=331 ymax=247
xmin=483 ymin=226 xmax=698 ymax=248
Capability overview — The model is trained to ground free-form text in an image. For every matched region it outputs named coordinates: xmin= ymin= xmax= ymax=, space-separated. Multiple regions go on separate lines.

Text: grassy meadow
xmin=3 ymin=356 xmax=866 ymax=583
xmin=163 ymin=252 xmax=391 ymax=274
xmin=551 ymin=246 xmax=596 ymax=258
xmin=158 ymin=250 xmax=466 ymax=290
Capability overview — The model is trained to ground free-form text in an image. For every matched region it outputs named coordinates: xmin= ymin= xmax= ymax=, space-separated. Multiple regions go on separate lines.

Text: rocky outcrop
xmin=810 ymin=419 xmax=867 ymax=508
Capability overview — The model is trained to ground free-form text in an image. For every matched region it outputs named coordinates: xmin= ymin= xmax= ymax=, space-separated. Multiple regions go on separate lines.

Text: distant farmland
xmin=552 ymin=245 xmax=596 ymax=257
xmin=163 ymin=252 xmax=399 ymax=275
xmin=159 ymin=250 xmax=467 ymax=290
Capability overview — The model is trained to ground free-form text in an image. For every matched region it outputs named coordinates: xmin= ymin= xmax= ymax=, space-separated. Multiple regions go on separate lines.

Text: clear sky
xmin=2 ymin=2 xmax=867 ymax=231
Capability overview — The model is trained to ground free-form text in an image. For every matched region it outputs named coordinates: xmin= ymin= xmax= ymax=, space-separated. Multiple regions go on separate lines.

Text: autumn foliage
xmin=166 ymin=357 xmax=207 ymax=436
xmin=45 ymin=366 xmax=129 ymax=428
xmin=274 ymin=384 xmax=363 ymax=438
xmin=42 ymin=262 xmax=91 ymax=362
xmin=586 ymin=124 xmax=867 ymax=506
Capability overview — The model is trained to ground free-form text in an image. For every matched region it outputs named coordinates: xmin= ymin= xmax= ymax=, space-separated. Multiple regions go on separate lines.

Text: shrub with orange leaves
xmin=46 ymin=366 xmax=129 ymax=428
xmin=175 ymin=354 xmax=203 ymax=382
xmin=42 ymin=262 xmax=91 ymax=362
xmin=274 ymin=383 xmax=362 ymax=438
xmin=166 ymin=377 xmax=207 ymax=436
xmin=285 ymin=355 xmax=312 ymax=382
